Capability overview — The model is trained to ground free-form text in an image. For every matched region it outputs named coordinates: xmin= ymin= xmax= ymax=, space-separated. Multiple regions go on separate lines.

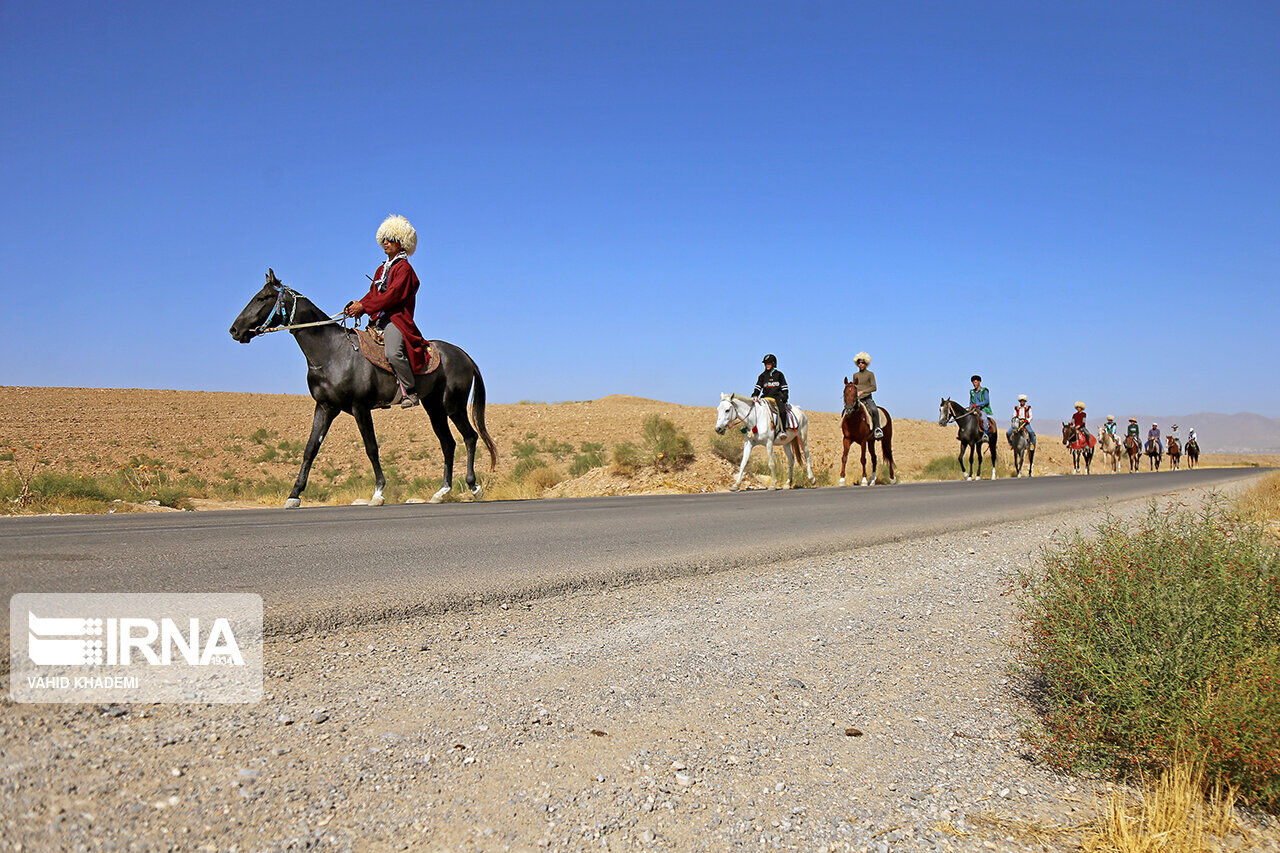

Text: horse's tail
xmin=470 ymin=366 xmax=499 ymax=471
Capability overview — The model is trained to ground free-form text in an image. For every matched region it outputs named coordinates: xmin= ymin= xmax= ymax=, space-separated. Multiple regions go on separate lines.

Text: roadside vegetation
xmin=1013 ymin=479 xmax=1280 ymax=848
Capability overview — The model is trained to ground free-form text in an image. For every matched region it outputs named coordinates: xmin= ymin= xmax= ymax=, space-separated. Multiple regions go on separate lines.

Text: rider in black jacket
xmin=752 ymin=354 xmax=789 ymax=433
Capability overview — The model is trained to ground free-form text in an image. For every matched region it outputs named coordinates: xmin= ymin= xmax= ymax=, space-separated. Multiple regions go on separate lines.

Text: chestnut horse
xmin=839 ymin=380 xmax=895 ymax=486
xmin=1125 ymin=435 xmax=1142 ymax=472
xmin=1168 ymin=436 xmax=1182 ymax=470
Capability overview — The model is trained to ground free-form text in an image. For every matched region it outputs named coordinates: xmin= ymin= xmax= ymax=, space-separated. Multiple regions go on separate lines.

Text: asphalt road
xmin=0 ymin=468 xmax=1264 ymax=635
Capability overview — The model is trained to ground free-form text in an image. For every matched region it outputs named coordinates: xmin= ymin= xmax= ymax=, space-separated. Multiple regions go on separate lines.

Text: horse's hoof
xmin=284 ymin=497 xmax=301 ymax=509
xmin=470 ymin=485 xmax=484 ymax=500
xmin=767 ymin=485 xmax=777 ymax=491
xmin=428 ymin=486 xmax=451 ymax=504
xmin=889 ymin=478 xmax=897 ymax=485
xmin=838 ymin=478 xmax=845 ymax=486
xmin=991 ymin=472 xmax=997 ymax=480
xmin=369 ymin=494 xmax=385 ymax=507
xmin=860 ymin=478 xmax=868 ymax=487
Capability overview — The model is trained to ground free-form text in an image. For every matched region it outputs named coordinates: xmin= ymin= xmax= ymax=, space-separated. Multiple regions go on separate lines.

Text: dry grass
xmin=1082 ymin=763 xmax=1247 ymax=853
xmin=1238 ymin=471 xmax=1280 ymax=538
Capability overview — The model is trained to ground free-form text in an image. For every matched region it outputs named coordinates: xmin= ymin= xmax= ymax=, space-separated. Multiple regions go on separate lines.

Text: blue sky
xmin=2 ymin=1 xmax=1276 ymax=420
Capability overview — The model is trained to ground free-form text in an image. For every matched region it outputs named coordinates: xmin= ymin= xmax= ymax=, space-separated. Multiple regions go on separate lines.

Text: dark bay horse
xmin=1168 ymin=436 xmax=1182 ymax=470
xmin=1145 ymin=437 xmax=1163 ymax=471
xmin=938 ymin=398 xmax=998 ymax=480
xmin=1125 ymin=435 xmax=1142 ymax=472
xmin=230 ymin=271 xmax=497 ymax=507
xmin=1186 ymin=437 xmax=1199 ymax=469
xmin=1061 ymin=423 xmax=1094 ymax=475
xmin=839 ymin=380 xmax=895 ymax=486
xmin=1008 ymin=422 xmax=1035 ymax=477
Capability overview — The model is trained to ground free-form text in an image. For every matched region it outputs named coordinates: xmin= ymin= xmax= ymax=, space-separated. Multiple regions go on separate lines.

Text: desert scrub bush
xmin=610 ymin=442 xmax=641 ymax=477
xmin=1014 ymin=500 xmax=1280 ymax=810
xmin=1239 ymin=471 xmax=1280 ymax=538
xmin=569 ymin=442 xmax=606 ymax=476
xmin=641 ymin=415 xmax=694 ymax=471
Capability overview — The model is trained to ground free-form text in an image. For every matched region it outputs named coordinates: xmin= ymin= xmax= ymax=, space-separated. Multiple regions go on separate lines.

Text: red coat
xmin=359 ymin=258 xmax=429 ymax=374
xmin=1072 ymin=410 xmax=1087 ymax=429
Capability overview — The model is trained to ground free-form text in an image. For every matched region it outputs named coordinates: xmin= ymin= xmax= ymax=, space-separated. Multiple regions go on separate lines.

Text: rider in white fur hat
xmin=345 ymin=215 xmax=427 ymax=408
xmin=850 ymin=352 xmax=882 ymax=438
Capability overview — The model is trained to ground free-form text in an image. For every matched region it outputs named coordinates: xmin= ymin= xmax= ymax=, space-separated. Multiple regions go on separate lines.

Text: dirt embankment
xmin=1 ymin=387 xmax=1273 ymax=510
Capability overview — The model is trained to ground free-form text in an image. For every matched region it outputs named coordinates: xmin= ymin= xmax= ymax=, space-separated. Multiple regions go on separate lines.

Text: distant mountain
xmin=1131 ymin=412 xmax=1280 ymax=454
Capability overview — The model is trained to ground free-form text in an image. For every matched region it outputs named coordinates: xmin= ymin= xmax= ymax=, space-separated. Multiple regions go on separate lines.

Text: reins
xmin=253 ymin=283 xmax=347 ymax=334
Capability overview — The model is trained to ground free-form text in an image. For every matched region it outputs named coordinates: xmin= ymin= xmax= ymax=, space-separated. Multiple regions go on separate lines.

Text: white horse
xmin=714 ymin=393 xmax=816 ymax=491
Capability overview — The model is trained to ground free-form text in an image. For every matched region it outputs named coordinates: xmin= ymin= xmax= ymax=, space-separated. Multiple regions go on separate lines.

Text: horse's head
xmin=937 ymin=398 xmax=954 ymax=426
xmin=842 ymin=378 xmax=857 ymax=415
xmin=230 ymin=269 xmax=291 ymax=343
xmin=1061 ymin=422 xmax=1075 ymax=444
xmin=714 ymin=393 xmax=737 ymax=435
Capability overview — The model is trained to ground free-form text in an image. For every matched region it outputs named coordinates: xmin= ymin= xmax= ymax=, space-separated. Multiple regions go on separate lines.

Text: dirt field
xmin=1 ymin=387 xmax=1274 ymax=511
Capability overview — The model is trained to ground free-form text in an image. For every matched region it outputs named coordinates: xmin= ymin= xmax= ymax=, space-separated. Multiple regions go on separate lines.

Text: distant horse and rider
xmin=1168 ymin=436 xmax=1182 ymax=470
xmin=1005 ymin=393 xmax=1035 ymax=478
xmin=840 ymin=353 xmax=896 ymax=486
xmin=1098 ymin=419 xmax=1123 ymax=473
xmin=1145 ymin=424 xmax=1164 ymax=471
xmin=714 ymin=391 xmax=815 ymax=491
xmin=1186 ymin=433 xmax=1200 ymax=468
xmin=939 ymin=375 xmax=999 ymax=480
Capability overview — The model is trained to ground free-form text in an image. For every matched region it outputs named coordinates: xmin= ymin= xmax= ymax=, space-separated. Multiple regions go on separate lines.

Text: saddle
xmin=1069 ymin=431 xmax=1097 ymax=451
xmin=355 ymin=327 xmax=439 ymax=376
xmin=762 ymin=398 xmax=798 ymax=429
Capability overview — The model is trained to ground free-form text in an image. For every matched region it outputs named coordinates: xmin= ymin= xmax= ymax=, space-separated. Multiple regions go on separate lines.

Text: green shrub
xmin=569 ymin=443 xmax=606 ymax=476
xmin=610 ymin=442 xmax=641 ymax=477
xmin=512 ymin=455 xmax=547 ymax=480
xmin=1015 ymin=500 xmax=1280 ymax=809
xmin=641 ymin=415 xmax=694 ymax=471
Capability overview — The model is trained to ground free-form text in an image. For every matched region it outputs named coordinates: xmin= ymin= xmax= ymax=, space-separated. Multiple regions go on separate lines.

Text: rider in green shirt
xmin=968 ymin=375 xmax=993 ymax=432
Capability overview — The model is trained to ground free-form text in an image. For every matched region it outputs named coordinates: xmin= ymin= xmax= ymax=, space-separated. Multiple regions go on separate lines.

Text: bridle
xmin=720 ymin=393 xmax=761 ymax=431
xmin=938 ymin=398 xmax=973 ymax=426
xmin=253 ymin=282 xmax=346 ymax=334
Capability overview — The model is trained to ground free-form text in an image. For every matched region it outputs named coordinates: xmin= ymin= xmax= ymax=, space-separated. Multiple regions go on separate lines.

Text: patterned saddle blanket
xmin=1069 ymin=431 xmax=1098 ymax=451
xmin=355 ymin=328 xmax=439 ymax=376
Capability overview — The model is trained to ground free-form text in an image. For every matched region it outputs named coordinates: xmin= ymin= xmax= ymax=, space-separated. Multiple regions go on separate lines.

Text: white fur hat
xmin=1107 ymin=415 xmax=1115 ymax=421
xmin=376 ymin=215 xmax=417 ymax=256
xmin=1075 ymin=401 xmax=1085 ymax=409
xmin=1017 ymin=394 xmax=1027 ymax=401
xmin=855 ymin=351 xmax=871 ymax=365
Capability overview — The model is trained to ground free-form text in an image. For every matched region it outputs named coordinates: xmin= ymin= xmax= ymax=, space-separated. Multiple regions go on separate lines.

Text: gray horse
xmin=230 ymin=270 xmax=496 ymax=507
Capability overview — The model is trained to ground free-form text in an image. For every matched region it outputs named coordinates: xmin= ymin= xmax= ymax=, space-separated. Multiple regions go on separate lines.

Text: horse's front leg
xmin=731 ymin=439 xmax=752 ymax=491
xmin=859 ymin=442 xmax=869 ymax=486
xmin=959 ymin=443 xmax=969 ymax=480
xmin=286 ymin=403 xmax=339 ymax=508
xmin=352 ymin=406 xmax=386 ymax=506
xmin=765 ymin=439 xmax=778 ymax=490
xmin=839 ymin=434 xmax=852 ymax=486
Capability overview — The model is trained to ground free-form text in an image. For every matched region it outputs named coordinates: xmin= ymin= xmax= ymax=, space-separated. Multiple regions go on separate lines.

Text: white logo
xmin=11 ymin=593 xmax=263 ymax=704
xmin=28 ymin=612 xmax=244 ymax=667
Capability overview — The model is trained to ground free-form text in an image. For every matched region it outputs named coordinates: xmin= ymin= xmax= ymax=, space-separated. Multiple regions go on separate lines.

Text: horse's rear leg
xmin=782 ymin=442 xmax=796 ymax=488
xmin=446 ymin=398 xmax=482 ymax=498
xmin=286 ymin=403 xmax=338 ymax=508
xmin=795 ymin=429 xmax=816 ymax=484
xmin=877 ymin=430 xmax=895 ymax=484
xmin=426 ymin=405 xmax=457 ymax=503
xmin=1028 ymin=447 xmax=1035 ymax=477
xmin=352 ymin=406 xmax=386 ymax=506
xmin=959 ymin=444 xmax=970 ymax=480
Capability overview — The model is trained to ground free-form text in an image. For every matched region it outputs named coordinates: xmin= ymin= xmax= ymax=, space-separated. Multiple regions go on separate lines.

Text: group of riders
xmin=751 ymin=351 xmax=884 ymax=440
xmin=345 ymin=214 xmax=1196 ymax=465
xmin=967 ymin=374 xmax=1197 ymax=456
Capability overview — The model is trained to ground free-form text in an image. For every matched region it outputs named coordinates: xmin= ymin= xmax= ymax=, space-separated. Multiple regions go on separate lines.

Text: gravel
xmin=2 ymin=480 xmax=1277 ymax=851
